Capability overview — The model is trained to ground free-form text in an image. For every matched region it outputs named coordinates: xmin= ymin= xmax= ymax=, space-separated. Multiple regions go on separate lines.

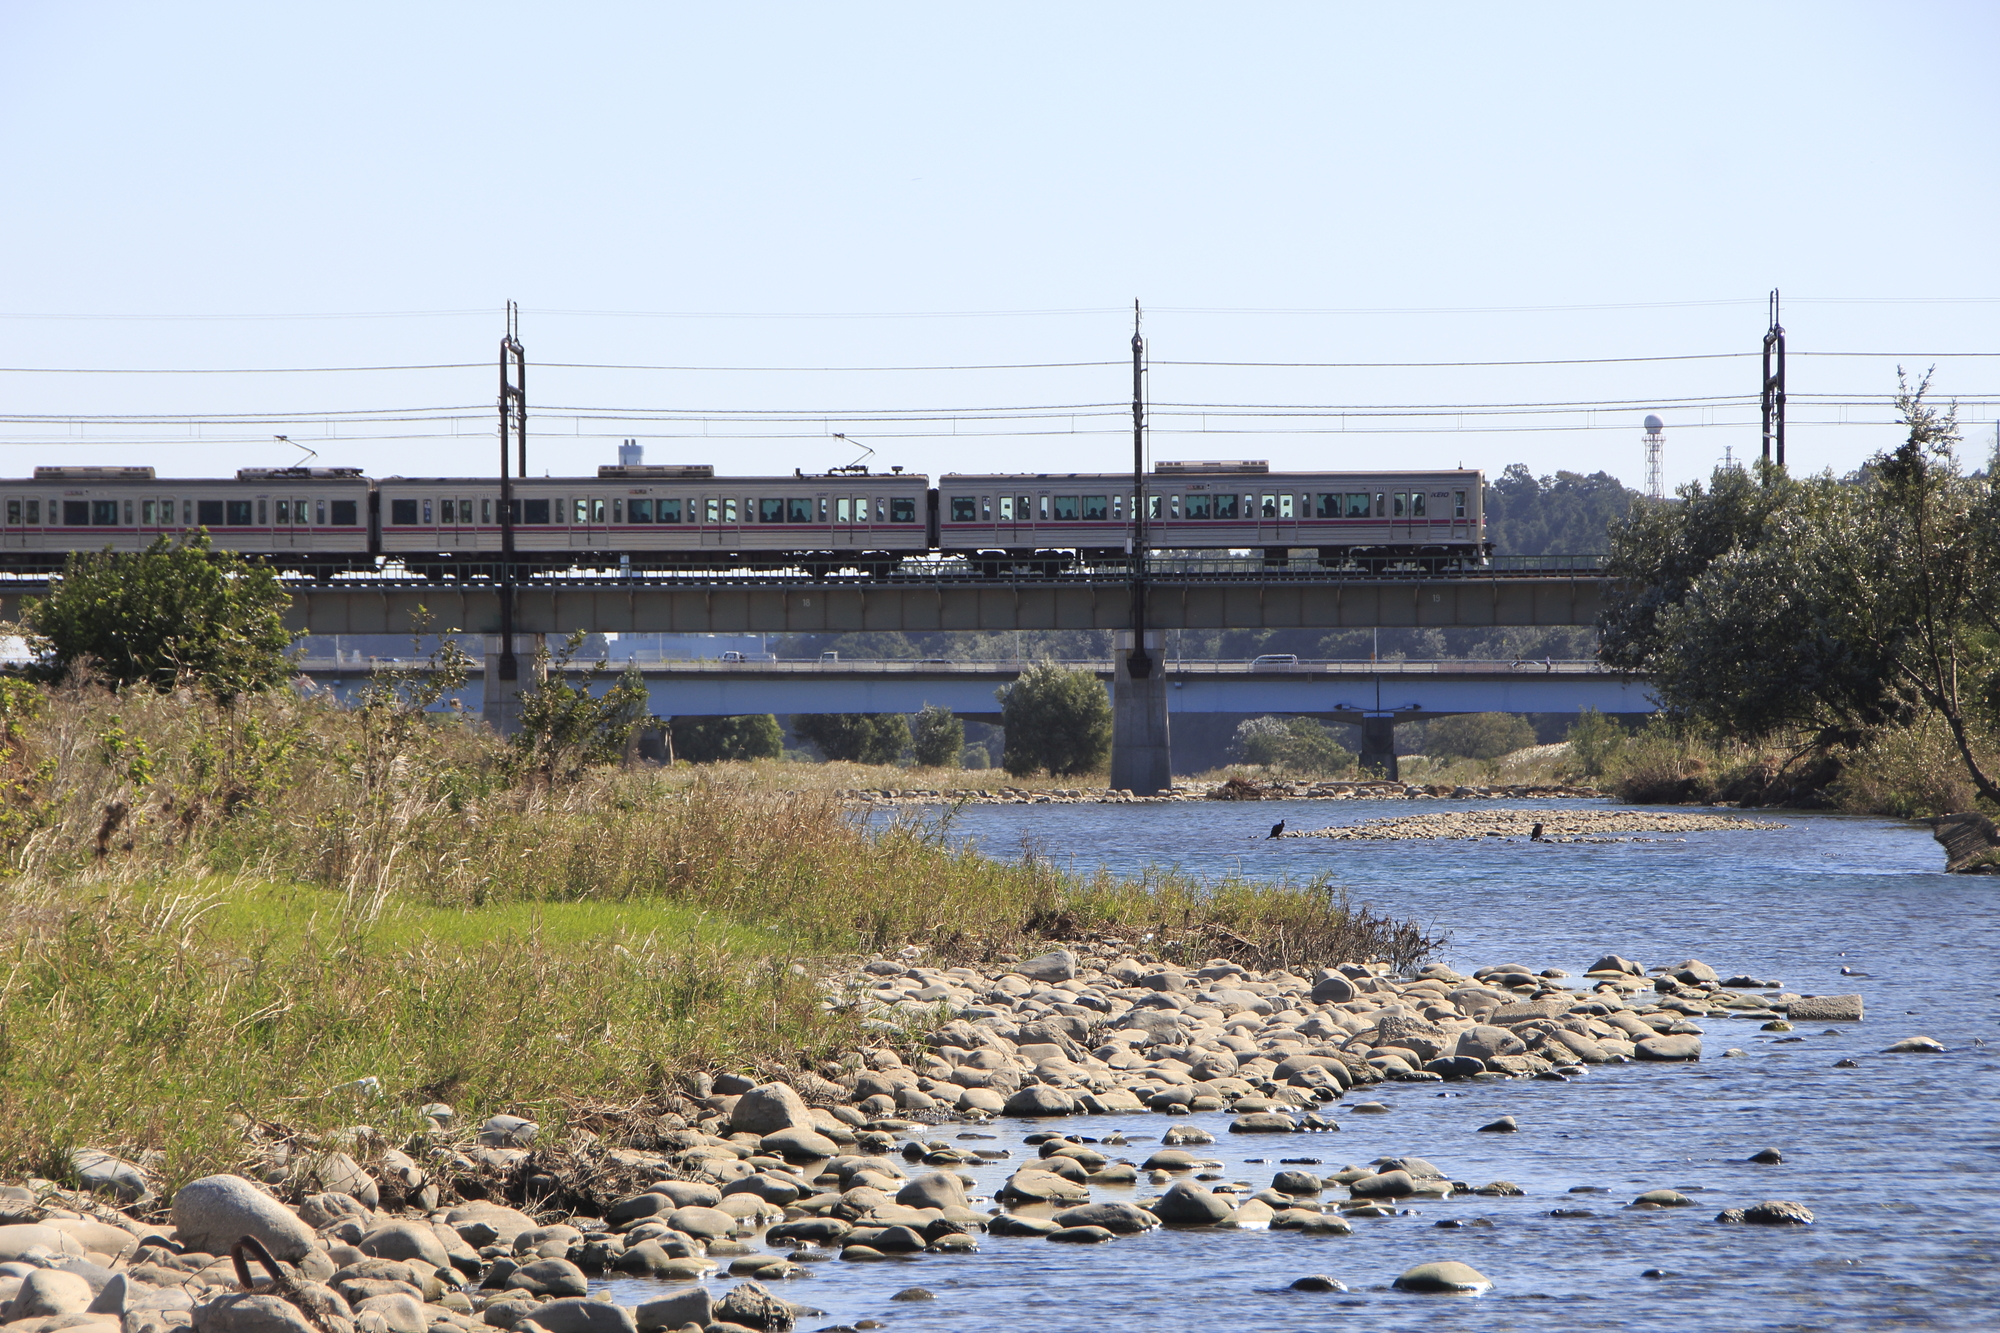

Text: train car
xmin=936 ymin=462 xmax=1487 ymax=568
xmin=0 ymin=466 xmax=373 ymax=570
xmin=375 ymin=465 xmax=932 ymax=573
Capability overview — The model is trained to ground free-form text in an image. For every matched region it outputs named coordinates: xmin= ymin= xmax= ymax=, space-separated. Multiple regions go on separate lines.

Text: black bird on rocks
xmin=1530 ymin=823 xmax=1546 ymax=841
xmin=1268 ymin=819 xmax=1285 ymax=839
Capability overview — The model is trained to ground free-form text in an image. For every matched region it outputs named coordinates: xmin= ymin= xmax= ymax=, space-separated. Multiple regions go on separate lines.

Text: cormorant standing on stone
xmin=1530 ymin=822 xmax=1545 ymax=841
xmin=1268 ymin=819 xmax=1285 ymax=839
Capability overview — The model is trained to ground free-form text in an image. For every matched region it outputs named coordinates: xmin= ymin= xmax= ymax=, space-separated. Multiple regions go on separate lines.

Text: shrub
xmin=1564 ymin=707 xmax=1626 ymax=778
xmin=23 ymin=532 xmax=293 ymax=701
xmin=961 ymin=745 xmax=991 ymax=769
xmin=510 ymin=632 xmax=650 ymax=787
xmin=1424 ymin=712 xmax=1536 ymax=761
xmin=791 ymin=713 xmax=910 ymax=765
xmin=1232 ymin=716 xmax=1355 ymax=776
xmin=997 ymin=663 xmax=1112 ymax=777
xmin=671 ymin=715 xmax=784 ymax=763
xmin=910 ymin=704 xmax=965 ymax=768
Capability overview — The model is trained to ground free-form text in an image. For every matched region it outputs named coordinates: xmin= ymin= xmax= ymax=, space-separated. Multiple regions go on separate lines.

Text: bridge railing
xmin=291 ymin=655 xmax=1616 ymax=676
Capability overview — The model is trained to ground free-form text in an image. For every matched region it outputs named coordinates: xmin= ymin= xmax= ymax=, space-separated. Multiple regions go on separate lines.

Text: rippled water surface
xmin=613 ymin=800 xmax=1999 ymax=1331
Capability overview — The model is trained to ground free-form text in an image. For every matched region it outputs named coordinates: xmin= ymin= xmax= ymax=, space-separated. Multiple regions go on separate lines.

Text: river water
xmin=609 ymin=799 xmax=1999 ymax=1331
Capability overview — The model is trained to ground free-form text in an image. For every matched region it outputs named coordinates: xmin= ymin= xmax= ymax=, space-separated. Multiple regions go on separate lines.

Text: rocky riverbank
xmin=844 ymin=778 xmax=1605 ymax=807
xmin=4 ymin=940 xmax=1934 ymax=1333
xmin=1284 ymin=808 xmax=1787 ymax=843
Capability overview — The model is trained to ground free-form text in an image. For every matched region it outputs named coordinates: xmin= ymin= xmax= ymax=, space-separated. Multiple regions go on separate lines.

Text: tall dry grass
xmin=0 ymin=677 xmax=1436 ymax=1193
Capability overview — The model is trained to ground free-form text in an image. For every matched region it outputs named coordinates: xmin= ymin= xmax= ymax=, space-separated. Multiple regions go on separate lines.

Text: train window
xmin=317 ymin=500 xmax=327 ymax=525
xmin=196 ymin=500 xmax=221 ymax=526
xmin=513 ymin=498 xmax=541 ymax=525
xmin=1340 ymin=493 xmax=1363 ymax=518
xmin=255 ymin=499 xmax=266 ymax=525
xmin=1082 ymin=496 xmax=1108 ymax=520
xmin=658 ymin=498 xmax=681 ymax=523
xmin=1392 ymin=493 xmax=1406 ymax=518
xmin=997 ymin=496 xmax=1013 ymax=521
xmin=610 ymin=499 xmax=622 ymax=523
xmin=568 ymin=498 xmax=583 ymax=525
xmin=1375 ymin=493 xmax=1385 ymax=517
xmin=628 ymin=498 xmax=652 ymax=523
xmin=1184 ymin=494 xmax=1211 ymax=520
xmin=703 ymin=498 xmax=717 ymax=523
xmin=949 ymin=496 xmax=974 ymax=522
xmin=891 ymin=496 xmax=915 ymax=523
xmin=1455 ymin=491 xmax=1467 ymax=519
xmin=62 ymin=501 xmax=86 ymax=526
xmin=592 ymin=498 xmax=606 ymax=524
xmin=93 ymin=500 xmax=118 ymax=525
xmin=759 ymin=498 xmax=783 ymax=523
xmin=142 ymin=500 xmax=155 ymax=525
xmin=1411 ymin=492 xmax=1426 ymax=518
xmin=1281 ymin=495 xmax=1295 ymax=519
xmin=1112 ymin=495 xmax=1124 ymax=522
xmin=723 ymin=498 xmax=737 ymax=523
xmin=224 ymin=500 xmax=251 ymax=526
xmin=181 ymin=500 xmax=192 ymax=525
xmin=328 ymin=499 xmax=352 ymax=525
xmin=1259 ymin=494 xmax=1276 ymax=519
xmin=1052 ymin=496 xmax=1078 ymax=520
xmin=459 ymin=498 xmax=472 ymax=522
xmin=439 ymin=500 xmax=453 ymax=524
xmin=1168 ymin=495 xmax=1181 ymax=519
xmin=278 ymin=500 xmax=292 ymax=524
xmin=835 ymin=497 xmax=850 ymax=522
xmin=979 ymin=496 xmax=990 ymax=521
xmin=4 ymin=500 xmax=16 ymax=525
xmin=788 ymin=497 xmax=812 ymax=522
xmin=1148 ymin=495 xmax=1162 ymax=520
xmin=479 ymin=498 xmax=491 ymax=524
xmin=26 ymin=499 xmax=40 ymax=523
xmin=123 ymin=500 xmax=134 ymax=524
xmin=1314 ymin=493 xmax=1334 ymax=518
xmin=1216 ymin=494 xmax=1239 ymax=520
xmin=390 ymin=499 xmax=418 ymax=525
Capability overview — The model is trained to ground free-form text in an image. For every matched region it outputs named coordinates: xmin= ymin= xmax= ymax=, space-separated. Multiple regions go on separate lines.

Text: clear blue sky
xmin=3 ymin=2 xmax=1996 ymax=492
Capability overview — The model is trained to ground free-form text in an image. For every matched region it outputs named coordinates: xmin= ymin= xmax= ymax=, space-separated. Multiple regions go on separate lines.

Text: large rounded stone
xmin=646 ymin=1181 xmax=722 ymax=1208
xmin=352 ymin=1292 xmax=424 ymax=1333
xmin=728 ymin=1082 xmax=815 ymax=1136
xmin=1392 ymin=1260 xmax=1493 ymax=1294
xmin=1455 ymin=1025 xmax=1526 ymax=1060
xmin=1014 ymin=950 xmax=1077 ymax=982
xmin=1634 ymin=1034 xmax=1702 ymax=1061
xmin=1051 ymin=1202 xmax=1157 ymax=1234
xmin=722 ymin=1174 xmax=802 ymax=1206
xmin=1271 ymin=1170 xmax=1322 ymax=1196
xmin=1230 ymin=1112 xmax=1298 ymax=1134
xmin=0 ymin=1223 xmax=85 ymax=1263
xmin=605 ymin=1192 xmax=675 ymax=1227
xmin=445 ymin=1202 xmax=538 ymax=1249
xmin=1348 ymin=1170 xmax=1415 ymax=1199
xmin=1150 ymin=1180 xmax=1235 ymax=1225
xmin=504 ymin=1259 xmax=589 ymax=1298
xmin=7 ymin=1269 xmax=93 ymax=1319
xmin=191 ymin=1293 xmax=320 ymax=1333
xmin=357 ymin=1223 xmax=450 ymax=1271
xmin=758 ymin=1127 xmax=838 ymax=1162
xmin=517 ymin=1298 xmax=637 ymax=1333
xmin=477 ymin=1115 xmax=538 ymax=1148
xmin=634 ymin=1288 xmax=711 ymax=1333
xmin=894 ymin=1172 xmax=968 ymax=1211
xmin=666 ymin=1207 xmax=736 ymax=1241
xmin=1003 ymin=1085 xmax=1076 ymax=1117
xmin=1309 ymin=973 xmax=1356 ymax=1004
xmin=173 ymin=1175 xmax=319 ymax=1261
xmin=1882 ymin=1036 xmax=1945 ymax=1054
xmin=1743 ymin=1200 xmax=1814 ymax=1225
xmin=70 ymin=1150 xmax=150 ymax=1205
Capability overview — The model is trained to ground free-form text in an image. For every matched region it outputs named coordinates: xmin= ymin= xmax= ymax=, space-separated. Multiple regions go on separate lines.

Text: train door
xmin=1390 ymin=488 xmax=1424 ymax=542
xmin=2 ymin=496 xmax=21 ymax=550
xmin=700 ymin=493 xmax=741 ymax=549
xmin=998 ymin=490 xmax=1034 ymax=550
xmin=568 ymin=494 xmax=607 ymax=550
xmin=1254 ymin=488 xmax=1299 ymax=546
xmin=831 ymin=490 xmax=868 ymax=551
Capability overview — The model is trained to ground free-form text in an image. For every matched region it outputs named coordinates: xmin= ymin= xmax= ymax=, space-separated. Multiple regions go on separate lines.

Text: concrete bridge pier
xmin=1359 ymin=714 xmax=1400 ymax=781
xmin=1110 ymin=631 xmax=1172 ymax=795
xmin=481 ymin=634 xmax=545 ymax=735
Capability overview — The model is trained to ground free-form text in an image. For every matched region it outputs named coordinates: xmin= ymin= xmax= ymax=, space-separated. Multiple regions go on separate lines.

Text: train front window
xmin=950 ymin=496 xmax=974 ymax=522
xmin=1184 ymin=494 xmax=1211 ymax=520
xmin=760 ymin=498 xmax=783 ymax=523
xmin=1455 ymin=491 xmax=1467 ymax=519
xmin=629 ymin=498 xmax=653 ymax=523
xmin=890 ymin=496 xmax=915 ymax=523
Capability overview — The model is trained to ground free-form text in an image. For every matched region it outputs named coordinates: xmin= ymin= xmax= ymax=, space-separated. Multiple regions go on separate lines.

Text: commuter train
xmin=0 ymin=460 xmax=1486 ymax=575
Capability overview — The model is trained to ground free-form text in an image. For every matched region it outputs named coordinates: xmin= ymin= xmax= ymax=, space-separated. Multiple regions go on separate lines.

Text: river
xmin=612 ymin=798 xmax=1999 ymax=1331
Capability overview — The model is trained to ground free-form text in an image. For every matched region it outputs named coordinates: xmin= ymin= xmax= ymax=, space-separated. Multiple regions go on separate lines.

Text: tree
xmin=1424 ymin=712 xmax=1536 ymax=761
xmin=1232 ymin=716 xmax=1355 ymax=776
xmin=910 ymin=704 xmax=965 ymax=768
xmin=1600 ymin=372 xmax=2000 ymax=805
xmin=24 ymin=532 xmax=293 ymax=701
xmin=997 ymin=663 xmax=1112 ymax=777
xmin=509 ymin=631 xmax=651 ymax=787
xmin=670 ymin=714 xmax=783 ymax=763
xmin=1564 ymin=707 xmax=1626 ymax=778
xmin=1484 ymin=464 xmax=1638 ymax=555
xmin=791 ymin=713 xmax=910 ymax=764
